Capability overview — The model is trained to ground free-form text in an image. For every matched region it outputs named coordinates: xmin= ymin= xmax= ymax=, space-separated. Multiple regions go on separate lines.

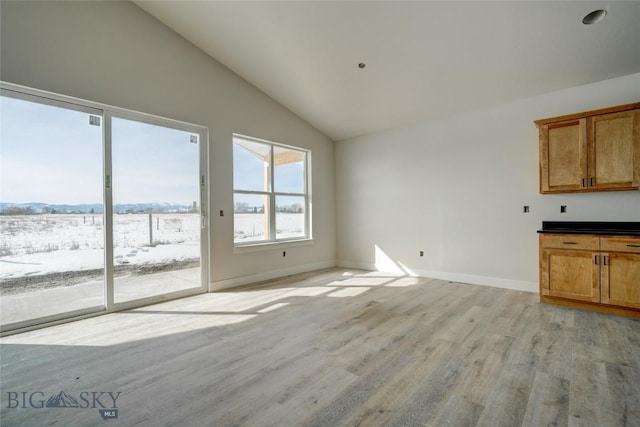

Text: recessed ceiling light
xmin=582 ymin=9 xmax=607 ymax=25
xmin=358 ymin=63 xmax=366 ymax=69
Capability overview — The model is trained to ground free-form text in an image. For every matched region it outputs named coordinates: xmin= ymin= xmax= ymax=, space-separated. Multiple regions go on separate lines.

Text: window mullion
xmin=305 ymin=153 xmax=310 ymax=239
xmin=273 ymin=192 xmax=305 ymax=197
xmin=104 ymin=112 xmax=114 ymax=309
xmin=269 ymin=145 xmax=276 ymax=241
xmin=234 ymin=190 xmax=270 ymax=196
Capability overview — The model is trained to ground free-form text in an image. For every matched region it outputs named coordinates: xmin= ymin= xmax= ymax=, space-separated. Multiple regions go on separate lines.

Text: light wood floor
xmin=1 ymin=268 xmax=639 ymax=426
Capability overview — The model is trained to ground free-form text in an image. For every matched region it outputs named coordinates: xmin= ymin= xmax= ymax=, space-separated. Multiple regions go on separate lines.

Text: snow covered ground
xmin=0 ymin=213 xmax=200 ymax=280
xmin=1 ymin=212 xmax=305 ymax=281
xmin=234 ymin=213 xmax=305 ymax=242
xmin=0 ymin=243 xmax=200 ymax=280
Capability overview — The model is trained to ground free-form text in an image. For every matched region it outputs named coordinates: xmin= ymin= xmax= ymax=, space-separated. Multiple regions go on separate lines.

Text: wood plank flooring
xmin=1 ymin=268 xmax=639 ymax=426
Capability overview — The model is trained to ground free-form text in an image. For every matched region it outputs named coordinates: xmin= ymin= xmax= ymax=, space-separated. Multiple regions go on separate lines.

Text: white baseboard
xmin=412 ymin=269 xmax=538 ymax=293
xmin=336 ymin=260 xmax=538 ymax=293
xmin=209 ymin=260 xmax=337 ymax=291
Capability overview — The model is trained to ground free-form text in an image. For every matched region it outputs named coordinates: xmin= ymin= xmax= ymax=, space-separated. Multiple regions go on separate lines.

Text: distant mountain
xmin=0 ymin=202 xmax=197 ymax=214
xmin=113 ymin=202 xmax=195 ymax=213
xmin=0 ymin=202 xmax=103 ymax=213
xmin=45 ymin=391 xmax=80 ymax=408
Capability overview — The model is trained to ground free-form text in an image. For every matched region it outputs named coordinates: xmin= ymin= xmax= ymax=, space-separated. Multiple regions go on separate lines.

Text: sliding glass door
xmin=111 ymin=116 xmax=203 ymax=304
xmin=0 ymin=92 xmax=106 ymax=327
xmin=0 ymin=84 xmax=208 ymax=332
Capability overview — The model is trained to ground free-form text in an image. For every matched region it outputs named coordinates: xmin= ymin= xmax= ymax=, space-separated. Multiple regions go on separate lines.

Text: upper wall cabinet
xmin=536 ymin=103 xmax=640 ymax=194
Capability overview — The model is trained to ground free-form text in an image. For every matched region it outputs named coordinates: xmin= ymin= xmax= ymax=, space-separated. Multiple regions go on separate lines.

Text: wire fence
xmin=0 ymin=213 xmax=200 ymax=257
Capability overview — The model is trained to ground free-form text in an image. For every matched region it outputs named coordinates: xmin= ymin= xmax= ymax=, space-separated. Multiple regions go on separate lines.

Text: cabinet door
xmin=601 ymin=252 xmax=640 ymax=309
xmin=589 ymin=109 xmax=640 ymax=190
xmin=540 ymin=119 xmax=587 ymax=193
xmin=541 ymin=249 xmax=599 ymax=302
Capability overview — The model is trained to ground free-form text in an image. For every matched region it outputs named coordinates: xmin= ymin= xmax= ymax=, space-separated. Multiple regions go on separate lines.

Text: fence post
xmin=149 ymin=213 xmax=153 ymax=245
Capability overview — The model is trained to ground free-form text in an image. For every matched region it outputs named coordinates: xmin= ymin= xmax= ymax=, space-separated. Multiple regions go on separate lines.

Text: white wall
xmin=0 ymin=1 xmax=336 ymax=287
xmin=3 ymin=2 xmax=638 ymax=294
xmin=336 ymin=73 xmax=640 ymax=292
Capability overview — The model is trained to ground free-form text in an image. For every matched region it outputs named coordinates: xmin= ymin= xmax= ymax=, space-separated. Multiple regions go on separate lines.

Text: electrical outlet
xmin=219 ymin=210 xmax=224 ymax=217
xmin=561 ymin=205 xmax=567 ymax=213
xmin=419 ymin=251 xmax=424 ymax=257
xmin=523 ymin=206 xmax=530 ymax=213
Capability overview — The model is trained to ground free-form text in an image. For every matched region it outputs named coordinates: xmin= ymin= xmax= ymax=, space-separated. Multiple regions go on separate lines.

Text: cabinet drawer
xmin=600 ymin=236 xmax=640 ymax=254
xmin=539 ymin=234 xmax=599 ymax=250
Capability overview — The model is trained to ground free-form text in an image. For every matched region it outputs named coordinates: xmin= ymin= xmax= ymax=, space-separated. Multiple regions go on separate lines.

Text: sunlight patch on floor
xmin=257 ymin=302 xmax=290 ymax=313
xmin=326 ymin=277 xmax=393 ymax=287
xmin=385 ymin=277 xmax=422 ymax=287
xmin=1 ymin=269 xmax=416 ymax=346
xmin=327 ymin=287 xmax=371 ymax=298
xmin=0 ymin=312 xmax=257 ymax=347
xmin=284 ymin=286 xmax=337 ymax=297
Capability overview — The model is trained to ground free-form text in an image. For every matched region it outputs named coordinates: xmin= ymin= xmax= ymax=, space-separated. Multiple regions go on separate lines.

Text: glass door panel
xmin=0 ymin=93 xmax=105 ymax=329
xmin=111 ymin=117 xmax=202 ymax=304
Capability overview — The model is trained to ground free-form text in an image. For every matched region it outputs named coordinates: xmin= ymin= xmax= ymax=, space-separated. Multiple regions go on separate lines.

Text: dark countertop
xmin=538 ymin=221 xmax=640 ymax=236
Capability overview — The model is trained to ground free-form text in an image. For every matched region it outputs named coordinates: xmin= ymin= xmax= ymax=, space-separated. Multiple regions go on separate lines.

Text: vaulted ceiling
xmin=135 ymin=1 xmax=640 ymax=141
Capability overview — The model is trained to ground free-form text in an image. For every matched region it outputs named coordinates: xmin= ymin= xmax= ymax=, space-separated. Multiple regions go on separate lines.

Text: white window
xmin=233 ymin=134 xmax=310 ymax=246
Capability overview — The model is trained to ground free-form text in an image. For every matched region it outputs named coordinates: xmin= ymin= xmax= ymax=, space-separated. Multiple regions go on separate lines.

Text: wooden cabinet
xmin=539 ymin=233 xmax=640 ymax=317
xmin=536 ymin=103 xmax=640 ymax=194
xmin=600 ymin=238 xmax=640 ymax=309
xmin=539 ymin=118 xmax=587 ymax=192
xmin=601 ymin=252 xmax=640 ymax=309
xmin=539 ymin=234 xmax=600 ymax=302
xmin=541 ymin=248 xmax=599 ymax=302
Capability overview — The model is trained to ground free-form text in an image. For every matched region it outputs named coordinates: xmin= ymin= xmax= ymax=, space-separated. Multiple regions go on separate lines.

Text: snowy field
xmin=234 ymin=213 xmax=305 ymax=242
xmin=1 ymin=212 xmax=305 ymax=284
xmin=0 ymin=213 xmax=200 ymax=281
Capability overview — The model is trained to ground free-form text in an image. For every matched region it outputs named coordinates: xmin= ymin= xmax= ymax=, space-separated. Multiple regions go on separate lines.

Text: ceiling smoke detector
xmin=582 ymin=9 xmax=607 ymax=25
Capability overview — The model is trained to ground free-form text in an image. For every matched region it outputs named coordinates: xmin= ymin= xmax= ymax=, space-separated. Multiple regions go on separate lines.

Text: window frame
xmin=233 ymin=134 xmax=312 ymax=248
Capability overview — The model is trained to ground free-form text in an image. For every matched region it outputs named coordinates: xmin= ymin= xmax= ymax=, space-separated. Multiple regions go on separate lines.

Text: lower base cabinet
xmin=602 ymin=252 xmax=640 ymax=309
xmin=543 ymin=248 xmax=599 ymax=302
xmin=539 ymin=233 xmax=640 ymax=317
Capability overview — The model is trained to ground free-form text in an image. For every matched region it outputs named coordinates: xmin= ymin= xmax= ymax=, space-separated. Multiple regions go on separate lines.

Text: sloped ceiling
xmin=134 ymin=1 xmax=640 ymax=141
